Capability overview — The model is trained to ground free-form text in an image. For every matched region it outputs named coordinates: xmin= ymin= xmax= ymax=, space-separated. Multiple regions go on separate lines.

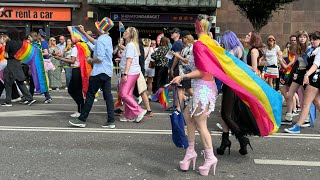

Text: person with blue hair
xmin=217 ymin=30 xmax=259 ymax=156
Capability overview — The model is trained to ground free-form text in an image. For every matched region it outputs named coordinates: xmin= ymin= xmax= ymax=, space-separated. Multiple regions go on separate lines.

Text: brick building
xmin=216 ymin=0 xmax=320 ymax=48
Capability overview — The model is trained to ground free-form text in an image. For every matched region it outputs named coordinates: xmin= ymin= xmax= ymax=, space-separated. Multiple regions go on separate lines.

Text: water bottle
xmin=312 ymin=73 xmax=318 ymax=82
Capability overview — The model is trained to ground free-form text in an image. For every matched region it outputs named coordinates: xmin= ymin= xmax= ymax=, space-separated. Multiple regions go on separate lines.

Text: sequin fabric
xmin=190 ymin=79 xmax=218 ymax=117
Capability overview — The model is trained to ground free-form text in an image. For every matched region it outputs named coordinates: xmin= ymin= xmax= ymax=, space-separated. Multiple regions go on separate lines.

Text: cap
xmin=39 ymin=29 xmax=46 ymax=37
xmin=95 ymin=17 xmax=114 ymax=34
xmin=180 ymin=30 xmax=191 ymax=38
xmin=268 ymin=35 xmax=275 ymax=41
xmin=169 ymin=27 xmax=181 ymax=34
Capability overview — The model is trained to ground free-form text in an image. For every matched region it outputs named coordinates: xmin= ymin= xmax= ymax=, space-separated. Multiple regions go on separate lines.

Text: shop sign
xmin=0 ymin=7 xmax=71 ymax=21
xmin=111 ymin=12 xmax=198 ymax=24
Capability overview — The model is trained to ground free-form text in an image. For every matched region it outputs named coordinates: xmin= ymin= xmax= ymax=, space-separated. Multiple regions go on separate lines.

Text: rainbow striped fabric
xmin=75 ymin=42 xmax=92 ymax=97
xmin=194 ymin=34 xmax=282 ymax=136
xmin=14 ymin=41 xmax=48 ymax=93
xmin=67 ymin=26 xmax=89 ymax=43
xmin=152 ymin=86 xmax=169 ymax=109
xmin=284 ymin=52 xmax=295 ymax=79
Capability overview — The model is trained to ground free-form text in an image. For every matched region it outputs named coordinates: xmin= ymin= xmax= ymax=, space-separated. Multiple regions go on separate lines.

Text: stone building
xmin=216 ymin=0 xmax=320 ymax=48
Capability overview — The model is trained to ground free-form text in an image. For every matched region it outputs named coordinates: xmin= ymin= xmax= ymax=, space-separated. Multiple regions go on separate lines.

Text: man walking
xmin=69 ymin=17 xmax=115 ymax=128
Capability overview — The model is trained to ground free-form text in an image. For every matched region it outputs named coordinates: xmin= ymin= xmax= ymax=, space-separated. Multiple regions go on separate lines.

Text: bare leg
xmin=141 ymin=91 xmax=151 ymax=111
xmin=295 ymin=86 xmax=319 ymax=126
xmin=146 ymin=77 xmax=153 ymax=96
xmin=193 ymin=104 xmax=212 ymax=149
xmin=281 ymin=85 xmax=289 ymax=101
xmin=184 ymin=105 xmax=196 ymax=143
xmin=294 ymin=92 xmax=300 ymax=109
xmin=286 ymin=82 xmax=301 ymax=114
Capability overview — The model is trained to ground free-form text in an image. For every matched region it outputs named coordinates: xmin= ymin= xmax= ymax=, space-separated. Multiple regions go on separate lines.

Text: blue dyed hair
xmin=221 ymin=30 xmax=246 ymax=63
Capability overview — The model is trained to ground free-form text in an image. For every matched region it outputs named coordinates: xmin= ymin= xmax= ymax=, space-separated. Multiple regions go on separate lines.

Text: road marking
xmin=0 ymin=110 xmax=170 ymax=116
xmin=0 ymin=126 xmax=319 ymax=139
xmin=254 ymin=159 xmax=320 ymax=167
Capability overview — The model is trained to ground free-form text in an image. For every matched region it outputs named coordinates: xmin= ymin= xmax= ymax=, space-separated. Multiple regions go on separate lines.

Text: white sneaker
xmin=65 ymin=87 xmax=68 ymax=90
xmin=285 ymin=113 xmax=293 ymax=121
xmin=135 ymin=110 xmax=147 ymax=123
xmin=137 ymin=96 xmax=142 ymax=104
xmin=12 ymin=97 xmax=22 ymax=102
xmin=70 ymin=112 xmax=80 ymax=118
xmin=94 ymin=98 xmax=98 ymax=102
xmin=120 ymin=117 xmax=135 ymax=122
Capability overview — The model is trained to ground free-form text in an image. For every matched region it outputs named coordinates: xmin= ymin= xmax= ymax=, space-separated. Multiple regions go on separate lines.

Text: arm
xmin=42 ymin=49 xmax=49 ymax=56
xmin=173 ymin=51 xmax=189 ymax=63
xmin=78 ymin=25 xmax=95 ymax=44
xmin=88 ymin=40 xmax=105 ymax=64
xmin=55 ymin=56 xmax=76 ymax=64
xmin=171 ymin=69 xmax=204 ymax=84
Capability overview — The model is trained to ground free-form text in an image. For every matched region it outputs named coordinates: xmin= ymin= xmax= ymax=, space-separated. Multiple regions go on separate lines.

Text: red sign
xmin=0 ymin=6 xmax=71 ymax=21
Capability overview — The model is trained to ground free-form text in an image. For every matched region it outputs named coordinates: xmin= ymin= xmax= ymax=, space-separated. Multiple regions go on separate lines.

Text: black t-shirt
xmin=5 ymin=40 xmax=22 ymax=59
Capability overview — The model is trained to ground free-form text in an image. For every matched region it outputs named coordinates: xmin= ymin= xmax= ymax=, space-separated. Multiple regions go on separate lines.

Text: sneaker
xmin=69 ymin=119 xmax=86 ymax=128
xmin=65 ymin=87 xmax=68 ymax=90
xmin=120 ymin=117 xmax=135 ymax=122
xmin=281 ymin=120 xmax=293 ymax=125
xmin=284 ymin=125 xmax=301 ymax=133
xmin=70 ymin=112 xmax=80 ymax=118
xmin=148 ymin=95 xmax=152 ymax=100
xmin=114 ymin=109 xmax=124 ymax=116
xmin=101 ymin=122 xmax=116 ymax=129
xmin=94 ymin=98 xmax=98 ymax=102
xmin=49 ymin=88 xmax=52 ymax=91
xmin=144 ymin=110 xmax=154 ymax=117
xmin=135 ymin=110 xmax=147 ymax=123
xmin=284 ymin=113 xmax=293 ymax=121
xmin=27 ymin=99 xmax=37 ymax=106
xmin=44 ymin=98 xmax=53 ymax=104
xmin=301 ymin=121 xmax=311 ymax=127
xmin=56 ymin=88 xmax=60 ymax=91
xmin=11 ymin=97 xmax=22 ymax=102
xmin=137 ymin=96 xmax=142 ymax=105
xmin=1 ymin=103 xmax=12 ymax=107
xmin=296 ymin=107 xmax=301 ymax=112
xmin=292 ymin=111 xmax=299 ymax=116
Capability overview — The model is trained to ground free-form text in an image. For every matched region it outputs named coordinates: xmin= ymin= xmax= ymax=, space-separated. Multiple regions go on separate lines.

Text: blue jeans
xmin=64 ymin=67 xmax=71 ymax=87
xmin=78 ymin=73 xmax=115 ymax=123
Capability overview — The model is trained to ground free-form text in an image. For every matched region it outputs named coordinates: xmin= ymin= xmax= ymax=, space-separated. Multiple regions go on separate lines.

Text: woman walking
xmin=119 ymin=27 xmax=147 ymax=122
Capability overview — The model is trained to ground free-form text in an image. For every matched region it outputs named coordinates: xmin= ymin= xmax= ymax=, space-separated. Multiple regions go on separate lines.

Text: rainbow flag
xmin=67 ymin=26 xmax=88 ymax=43
xmin=284 ymin=52 xmax=295 ymax=79
xmin=14 ymin=41 xmax=48 ymax=93
xmin=75 ymin=42 xmax=92 ymax=97
xmin=152 ymin=86 xmax=169 ymax=109
xmin=194 ymin=35 xmax=282 ymax=136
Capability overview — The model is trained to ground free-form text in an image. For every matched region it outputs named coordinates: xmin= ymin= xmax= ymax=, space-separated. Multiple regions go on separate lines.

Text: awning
xmin=0 ymin=2 xmax=80 ymax=8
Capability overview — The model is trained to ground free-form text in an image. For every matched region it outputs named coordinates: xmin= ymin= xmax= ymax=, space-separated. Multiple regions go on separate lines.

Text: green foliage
xmin=231 ymin=0 xmax=297 ymax=31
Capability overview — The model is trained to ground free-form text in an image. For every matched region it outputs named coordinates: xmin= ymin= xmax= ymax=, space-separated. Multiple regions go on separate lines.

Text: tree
xmin=231 ymin=0 xmax=297 ymax=32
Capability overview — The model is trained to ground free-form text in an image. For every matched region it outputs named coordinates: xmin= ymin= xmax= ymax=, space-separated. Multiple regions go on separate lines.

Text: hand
xmin=78 ymin=25 xmax=85 ymax=33
xmin=122 ymin=74 xmax=127 ymax=82
xmin=119 ymin=45 xmax=125 ymax=49
xmin=303 ymin=75 xmax=309 ymax=85
xmin=171 ymin=76 xmax=182 ymax=84
xmin=86 ymin=57 xmax=93 ymax=63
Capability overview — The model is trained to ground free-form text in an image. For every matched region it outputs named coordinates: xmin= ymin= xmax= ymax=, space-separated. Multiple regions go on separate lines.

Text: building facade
xmin=216 ymin=0 xmax=320 ymax=48
xmin=0 ymin=0 xmax=218 ymax=42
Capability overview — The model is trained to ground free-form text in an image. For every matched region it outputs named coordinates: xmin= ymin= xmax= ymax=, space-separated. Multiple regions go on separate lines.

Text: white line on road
xmin=254 ymin=159 xmax=320 ymax=167
xmin=0 ymin=126 xmax=319 ymax=139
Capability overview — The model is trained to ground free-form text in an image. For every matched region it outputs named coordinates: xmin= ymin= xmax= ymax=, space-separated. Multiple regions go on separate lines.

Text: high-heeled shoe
xmin=237 ymin=135 xmax=253 ymax=155
xmin=199 ymin=149 xmax=218 ymax=176
xmin=179 ymin=142 xmax=197 ymax=171
xmin=216 ymin=132 xmax=231 ymax=155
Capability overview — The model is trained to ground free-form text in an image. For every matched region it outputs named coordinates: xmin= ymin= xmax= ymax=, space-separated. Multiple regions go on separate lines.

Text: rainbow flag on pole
xmin=14 ymin=41 xmax=48 ymax=93
xmin=152 ymin=86 xmax=169 ymax=109
xmin=75 ymin=42 xmax=92 ymax=97
xmin=67 ymin=26 xmax=88 ymax=43
xmin=284 ymin=52 xmax=295 ymax=79
xmin=194 ymin=34 xmax=282 ymax=136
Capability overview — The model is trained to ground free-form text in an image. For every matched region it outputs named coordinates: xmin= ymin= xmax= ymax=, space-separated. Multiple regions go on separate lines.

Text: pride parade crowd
xmin=0 ymin=14 xmax=319 ymax=176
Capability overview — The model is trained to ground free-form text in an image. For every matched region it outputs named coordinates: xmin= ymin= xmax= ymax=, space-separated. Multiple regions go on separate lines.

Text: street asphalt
xmin=0 ymin=77 xmax=320 ymax=180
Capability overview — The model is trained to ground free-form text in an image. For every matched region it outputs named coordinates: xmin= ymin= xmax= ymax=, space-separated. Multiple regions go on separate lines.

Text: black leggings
xmin=68 ymin=68 xmax=84 ymax=113
xmin=152 ymin=66 xmax=168 ymax=93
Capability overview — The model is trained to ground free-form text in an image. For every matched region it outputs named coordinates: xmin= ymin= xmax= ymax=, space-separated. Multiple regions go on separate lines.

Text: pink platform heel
xmin=198 ymin=149 xmax=218 ymax=176
xmin=179 ymin=142 xmax=198 ymax=171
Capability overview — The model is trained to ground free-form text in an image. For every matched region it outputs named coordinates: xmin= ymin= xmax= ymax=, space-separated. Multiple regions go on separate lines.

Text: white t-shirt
xmin=144 ymin=47 xmax=155 ymax=69
xmin=310 ymin=47 xmax=320 ymax=67
xmin=70 ymin=46 xmax=80 ymax=67
xmin=264 ymin=45 xmax=281 ymax=66
xmin=120 ymin=42 xmax=141 ymax=75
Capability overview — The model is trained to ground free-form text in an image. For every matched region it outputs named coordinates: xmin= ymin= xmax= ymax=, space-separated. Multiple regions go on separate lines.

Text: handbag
xmin=169 ymin=86 xmax=189 ymax=149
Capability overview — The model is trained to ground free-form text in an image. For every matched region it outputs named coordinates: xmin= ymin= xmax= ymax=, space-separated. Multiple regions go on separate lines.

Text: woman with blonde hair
xmin=48 ymin=37 xmax=62 ymax=90
xmin=119 ymin=27 xmax=147 ymax=122
xmin=282 ymin=30 xmax=312 ymax=127
xmin=172 ymin=15 xmax=218 ymax=176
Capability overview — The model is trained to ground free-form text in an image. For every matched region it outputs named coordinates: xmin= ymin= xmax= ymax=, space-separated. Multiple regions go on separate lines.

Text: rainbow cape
xmin=152 ymin=86 xmax=169 ymax=109
xmin=75 ymin=42 xmax=92 ymax=97
xmin=14 ymin=41 xmax=48 ymax=93
xmin=194 ymin=34 xmax=282 ymax=136
xmin=67 ymin=26 xmax=89 ymax=43
xmin=284 ymin=52 xmax=295 ymax=79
